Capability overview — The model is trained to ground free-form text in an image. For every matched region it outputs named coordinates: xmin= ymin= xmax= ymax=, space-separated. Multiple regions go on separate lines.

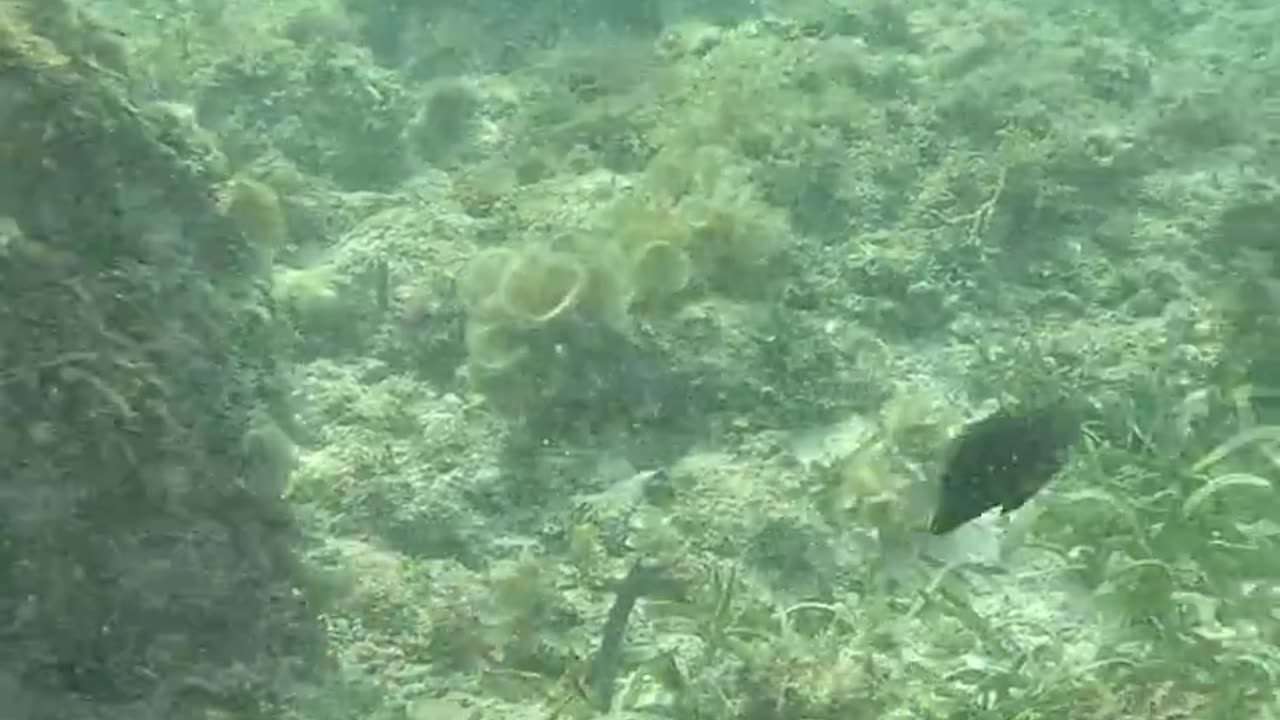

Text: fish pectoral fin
xmin=1000 ymin=487 xmax=1038 ymax=513
xmin=1001 ymin=473 xmax=1052 ymax=512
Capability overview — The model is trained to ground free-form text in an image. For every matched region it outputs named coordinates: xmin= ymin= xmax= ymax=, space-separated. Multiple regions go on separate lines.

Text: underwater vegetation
xmin=222 ymin=174 xmax=291 ymax=273
xmin=456 ymin=239 xmax=703 ymax=454
xmin=448 ymin=136 xmax=799 ymax=453
xmin=58 ymin=0 xmax=1280 ymax=718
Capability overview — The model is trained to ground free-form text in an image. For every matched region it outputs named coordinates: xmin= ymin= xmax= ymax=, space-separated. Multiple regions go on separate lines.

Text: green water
xmin=3 ymin=0 xmax=1278 ymax=717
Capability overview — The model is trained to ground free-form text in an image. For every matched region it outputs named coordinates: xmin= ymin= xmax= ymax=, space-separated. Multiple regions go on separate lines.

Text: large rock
xmin=0 ymin=4 xmax=319 ymax=718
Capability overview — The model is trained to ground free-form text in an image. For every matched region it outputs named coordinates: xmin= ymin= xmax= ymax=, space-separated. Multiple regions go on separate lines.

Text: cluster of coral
xmin=453 ymin=142 xmax=792 ymax=428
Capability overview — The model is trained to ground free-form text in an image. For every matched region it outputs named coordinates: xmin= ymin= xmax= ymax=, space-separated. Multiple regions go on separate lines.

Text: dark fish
xmin=929 ymin=401 xmax=1081 ymax=534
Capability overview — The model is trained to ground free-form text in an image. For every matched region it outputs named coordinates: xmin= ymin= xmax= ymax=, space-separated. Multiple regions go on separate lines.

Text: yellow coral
xmin=455 ymin=238 xmax=635 ymax=404
xmin=224 ymin=176 xmax=288 ymax=269
xmin=273 ymin=263 xmax=340 ymax=320
xmin=495 ymin=247 xmax=586 ymax=326
xmin=606 ymin=143 xmax=791 ymax=299
xmin=564 ymin=239 xmax=632 ymax=327
xmin=457 ymin=246 xmax=516 ymax=316
xmin=464 ymin=319 xmax=526 ymax=371
xmin=628 ymin=239 xmax=691 ymax=302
